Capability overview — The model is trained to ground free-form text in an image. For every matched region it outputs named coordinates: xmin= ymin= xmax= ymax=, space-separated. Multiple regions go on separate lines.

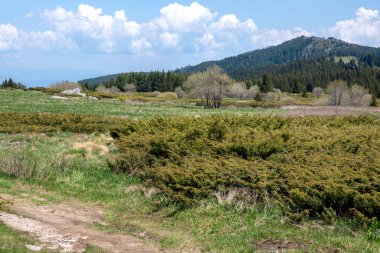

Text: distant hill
xmin=79 ymin=73 xmax=120 ymax=87
xmin=79 ymin=36 xmax=380 ymax=96
xmin=176 ymin=36 xmax=380 ymax=74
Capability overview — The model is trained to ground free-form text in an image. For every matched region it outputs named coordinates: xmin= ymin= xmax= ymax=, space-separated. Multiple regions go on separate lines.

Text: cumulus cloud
xmin=210 ymin=15 xmax=257 ymax=32
xmin=42 ymin=4 xmax=141 ymax=53
xmin=329 ymin=7 xmax=380 ymax=47
xmin=251 ymin=27 xmax=312 ymax=47
xmin=130 ymin=38 xmax=152 ymax=53
xmin=196 ymin=33 xmax=221 ymax=50
xmin=25 ymin=31 xmax=76 ymax=51
xmin=0 ymin=24 xmax=21 ymax=51
xmin=14 ymin=2 xmax=380 ymax=56
xmin=160 ymin=32 xmax=180 ymax=48
xmin=152 ymin=2 xmax=215 ymax=32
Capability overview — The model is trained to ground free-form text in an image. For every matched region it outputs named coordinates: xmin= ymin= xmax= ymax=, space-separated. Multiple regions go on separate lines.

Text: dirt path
xmin=0 ymin=195 xmax=160 ymax=253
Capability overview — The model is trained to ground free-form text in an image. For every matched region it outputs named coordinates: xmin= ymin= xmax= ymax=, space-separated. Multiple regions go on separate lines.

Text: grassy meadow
xmin=0 ymin=89 xmax=283 ymax=118
xmin=0 ymin=88 xmax=380 ymax=252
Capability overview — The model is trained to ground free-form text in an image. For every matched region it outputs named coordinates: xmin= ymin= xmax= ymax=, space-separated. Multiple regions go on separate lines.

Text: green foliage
xmin=1 ymin=78 xmax=25 ymax=90
xmin=0 ymin=112 xmax=129 ymax=134
xmin=371 ymin=93 xmax=378 ymax=107
xmin=80 ymin=70 xmax=187 ymax=92
xmin=110 ymin=115 xmax=380 ymax=221
xmin=178 ymin=36 xmax=380 ymax=97
xmin=367 ymin=221 xmax=380 ymax=242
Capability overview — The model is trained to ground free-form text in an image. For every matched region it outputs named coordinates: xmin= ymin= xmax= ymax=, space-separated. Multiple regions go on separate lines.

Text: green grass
xmin=0 ymin=221 xmax=56 ymax=253
xmin=334 ymin=56 xmax=358 ymax=64
xmin=0 ymin=89 xmax=282 ymax=118
xmin=0 ymin=89 xmax=379 ymax=252
xmin=0 ymin=221 xmax=110 ymax=253
xmin=0 ymin=132 xmax=379 ymax=252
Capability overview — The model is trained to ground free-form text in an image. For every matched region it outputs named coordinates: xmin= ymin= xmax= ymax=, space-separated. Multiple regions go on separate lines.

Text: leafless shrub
xmin=174 ymin=87 xmax=186 ymax=98
xmin=263 ymin=89 xmax=282 ymax=102
xmin=312 ymin=87 xmax=324 ymax=98
xmin=49 ymin=81 xmax=81 ymax=91
xmin=124 ymin=84 xmax=136 ymax=93
xmin=95 ymin=85 xmax=121 ymax=94
xmin=361 ymin=94 xmax=372 ymax=106
xmin=321 ymin=81 xmax=371 ymax=107
xmin=351 ymin=85 xmax=371 ymax=106
xmin=247 ymin=85 xmax=260 ymax=99
xmin=227 ymin=82 xmax=247 ymax=98
xmin=0 ymin=146 xmax=38 ymax=180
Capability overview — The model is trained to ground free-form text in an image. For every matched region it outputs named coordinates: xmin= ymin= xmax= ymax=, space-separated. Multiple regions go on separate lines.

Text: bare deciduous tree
xmin=247 ymin=85 xmax=260 ymax=99
xmin=184 ymin=66 xmax=233 ymax=108
xmin=227 ymin=82 xmax=247 ymax=98
xmin=350 ymin=84 xmax=368 ymax=106
xmin=326 ymin=80 xmax=348 ymax=106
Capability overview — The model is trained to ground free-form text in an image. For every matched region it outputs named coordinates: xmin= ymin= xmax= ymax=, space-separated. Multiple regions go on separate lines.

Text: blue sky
xmin=0 ymin=0 xmax=380 ymax=86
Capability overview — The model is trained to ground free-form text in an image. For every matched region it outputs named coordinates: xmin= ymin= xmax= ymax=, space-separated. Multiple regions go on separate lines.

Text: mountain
xmin=176 ymin=36 xmax=380 ymax=74
xmin=79 ymin=36 xmax=380 ymax=96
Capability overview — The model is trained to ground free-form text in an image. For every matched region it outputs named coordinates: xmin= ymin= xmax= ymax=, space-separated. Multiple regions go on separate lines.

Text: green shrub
xmin=0 ymin=112 xmax=129 ymax=134
xmin=109 ymin=115 xmax=380 ymax=222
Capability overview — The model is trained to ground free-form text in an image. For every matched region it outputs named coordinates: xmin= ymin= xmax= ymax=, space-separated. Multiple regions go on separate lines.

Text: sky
xmin=0 ymin=0 xmax=380 ymax=86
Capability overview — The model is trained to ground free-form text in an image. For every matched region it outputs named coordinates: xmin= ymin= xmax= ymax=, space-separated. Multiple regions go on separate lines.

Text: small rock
xmin=51 ymin=95 xmax=68 ymax=100
xmin=61 ymin=88 xmax=86 ymax=97
xmin=87 ymin=96 xmax=98 ymax=100
xmin=25 ymin=245 xmax=42 ymax=251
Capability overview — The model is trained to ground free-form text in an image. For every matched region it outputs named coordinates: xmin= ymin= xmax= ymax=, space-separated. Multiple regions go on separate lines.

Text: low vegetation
xmin=0 ymin=88 xmax=380 ymax=252
xmin=1 ymin=131 xmax=380 ymax=252
xmin=110 ymin=115 xmax=380 ymax=222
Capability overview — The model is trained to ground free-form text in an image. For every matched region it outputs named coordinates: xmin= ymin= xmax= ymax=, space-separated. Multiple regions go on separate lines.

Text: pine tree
xmin=260 ymin=74 xmax=273 ymax=93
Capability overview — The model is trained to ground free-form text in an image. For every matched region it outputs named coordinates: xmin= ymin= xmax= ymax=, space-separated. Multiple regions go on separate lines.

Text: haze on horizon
xmin=0 ymin=0 xmax=379 ymax=86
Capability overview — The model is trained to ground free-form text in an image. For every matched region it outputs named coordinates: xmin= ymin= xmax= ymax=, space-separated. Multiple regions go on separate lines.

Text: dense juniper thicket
xmin=110 ymin=115 xmax=380 ymax=222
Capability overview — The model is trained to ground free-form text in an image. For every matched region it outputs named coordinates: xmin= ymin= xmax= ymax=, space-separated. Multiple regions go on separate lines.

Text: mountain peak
xmin=177 ymin=36 xmax=376 ymax=74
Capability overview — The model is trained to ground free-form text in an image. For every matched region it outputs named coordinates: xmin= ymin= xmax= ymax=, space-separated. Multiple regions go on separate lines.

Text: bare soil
xmin=0 ymin=195 xmax=160 ymax=253
xmin=255 ymin=239 xmax=309 ymax=252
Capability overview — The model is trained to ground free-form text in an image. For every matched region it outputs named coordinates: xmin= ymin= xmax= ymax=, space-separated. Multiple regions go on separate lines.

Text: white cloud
xmin=42 ymin=4 xmax=141 ymax=52
xmin=329 ymin=7 xmax=380 ymax=47
xmin=152 ymin=2 xmax=215 ymax=32
xmin=160 ymin=32 xmax=180 ymax=48
xmin=130 ymin=38 xmax=152 ymax=53
xmin=210 ymin=15 xmax=257 ymax=32
xmin=15 ymin=2 xmax=379 ymax=56
xmin=25 ymin=31 xmax=76 ymax=51
xmin=251 ymin=27 xmax=312 ymax=47
xmin=196 ymin=33 xmax=220 ymax=50
xmin=0 ymin=24 xmax=21 ymax=51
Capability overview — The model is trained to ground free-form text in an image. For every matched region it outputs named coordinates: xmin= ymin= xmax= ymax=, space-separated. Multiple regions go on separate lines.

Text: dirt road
xmin=0 ymin=195 xmax=160 ymax=253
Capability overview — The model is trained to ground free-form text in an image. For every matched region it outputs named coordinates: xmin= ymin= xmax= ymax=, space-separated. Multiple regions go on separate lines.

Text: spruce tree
xmin=260 ymin=74 xmax=273 ymax=93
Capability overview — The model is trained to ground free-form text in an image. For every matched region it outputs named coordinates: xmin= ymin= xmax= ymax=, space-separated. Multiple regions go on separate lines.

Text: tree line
xmin=82 ymin=71 xmax=187 ymax=92
xmin=236 ymin=57 xmax=380 ymax=97
xmin=0 ymin=78 xmax=25 ymax=89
